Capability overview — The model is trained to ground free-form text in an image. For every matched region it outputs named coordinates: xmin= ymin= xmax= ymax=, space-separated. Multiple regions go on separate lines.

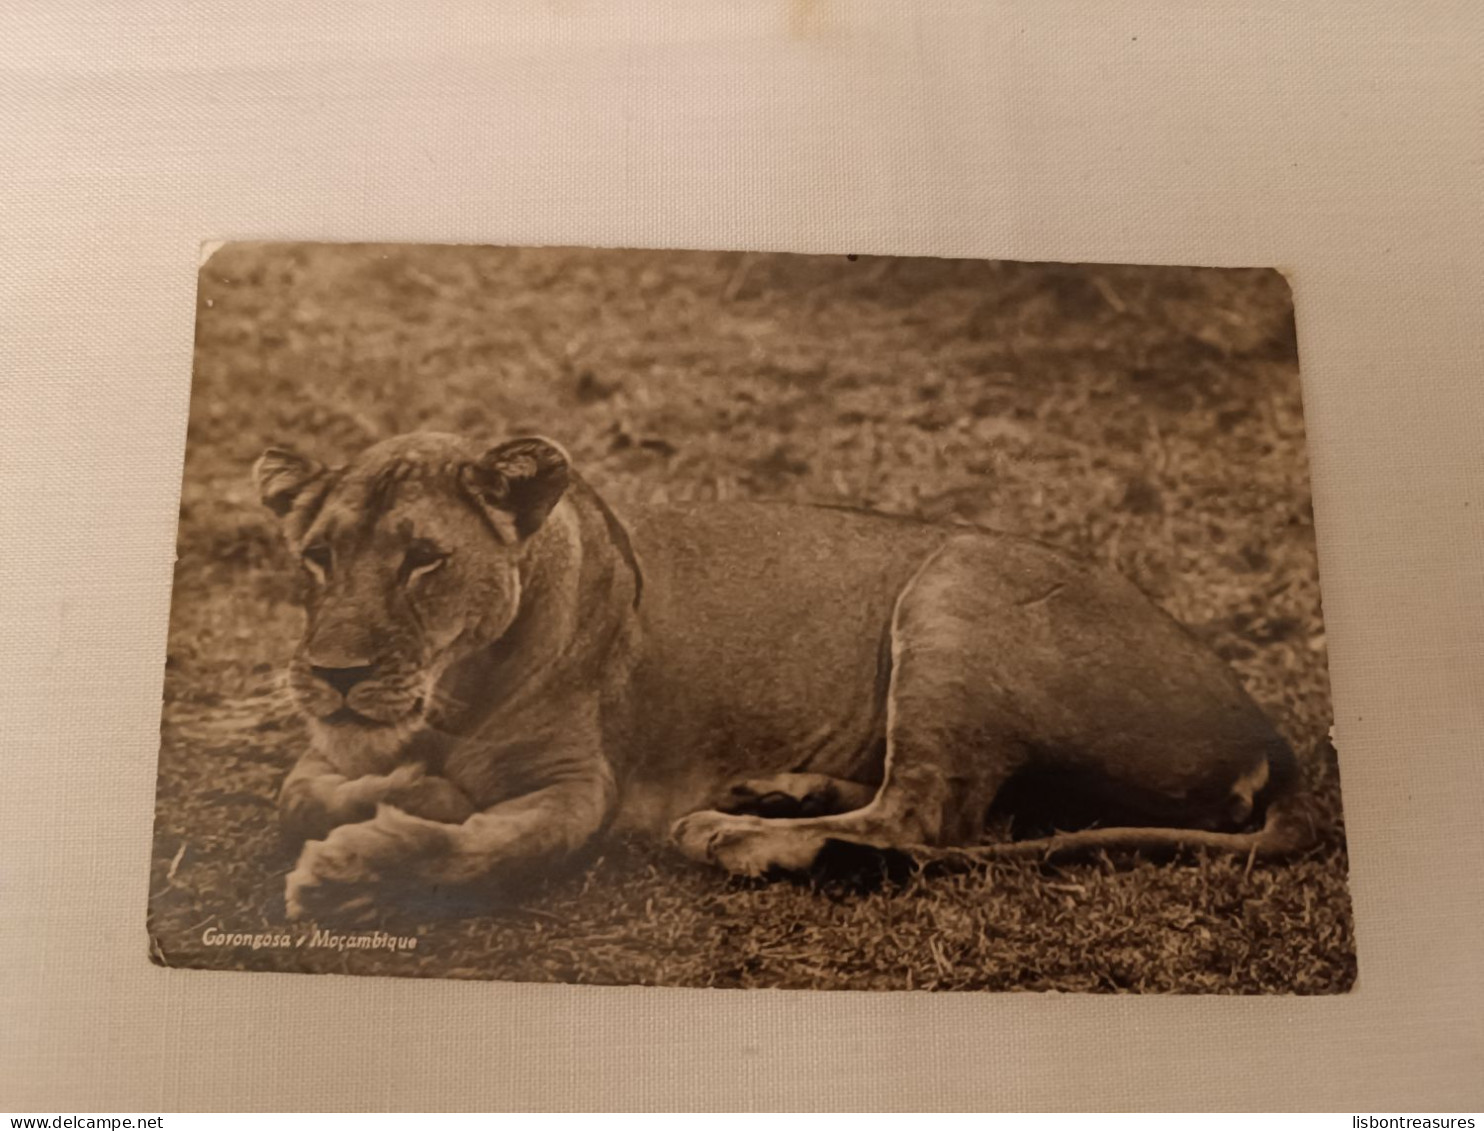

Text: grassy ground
xmin=148 ymin=242 xmax=1355 ymax=993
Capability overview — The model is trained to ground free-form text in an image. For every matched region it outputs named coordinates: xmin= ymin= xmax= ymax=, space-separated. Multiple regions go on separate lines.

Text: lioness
xmin=254 ymin=431 xmax=1316 ymax=920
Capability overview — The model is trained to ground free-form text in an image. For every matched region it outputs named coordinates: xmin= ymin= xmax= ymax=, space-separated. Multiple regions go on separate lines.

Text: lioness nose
xmin=311 ymin=664 xmax=379 ymax=697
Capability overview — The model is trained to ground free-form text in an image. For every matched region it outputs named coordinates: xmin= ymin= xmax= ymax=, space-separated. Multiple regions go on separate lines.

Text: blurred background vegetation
xmin=150 ymin=242 xmax=1353 ymax=993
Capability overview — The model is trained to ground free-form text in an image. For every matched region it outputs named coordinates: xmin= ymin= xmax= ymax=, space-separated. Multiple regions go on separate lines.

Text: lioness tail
xmin=912 ymin=791 xmax=1321 ymax=868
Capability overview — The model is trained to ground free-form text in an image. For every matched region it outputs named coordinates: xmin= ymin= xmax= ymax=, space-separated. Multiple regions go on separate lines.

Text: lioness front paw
xmin=670 ymin=810 xmax=829 ymax=878
xmin=382 ymin=774 xmax=477 ymax=824
xmin=284 ymin=847 xmax=380 ymax=924
xmin=284 ymin=806 xmax=456 ymax=921
xmin=338 ymin=763 xmax=425 ymax=811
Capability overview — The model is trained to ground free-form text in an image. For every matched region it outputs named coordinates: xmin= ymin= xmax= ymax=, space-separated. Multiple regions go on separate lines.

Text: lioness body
xmin=616 ymin=502 xmax=1292 ymax=833
xmin=611 ymin=502 xmax=934 ymax=827
xmin=254 ymin=432 xmax=1309 ymax=918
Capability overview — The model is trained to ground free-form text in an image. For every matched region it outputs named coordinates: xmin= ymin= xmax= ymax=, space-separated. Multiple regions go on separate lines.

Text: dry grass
xmin=147 ymin=242 xmax=1355 ymax=993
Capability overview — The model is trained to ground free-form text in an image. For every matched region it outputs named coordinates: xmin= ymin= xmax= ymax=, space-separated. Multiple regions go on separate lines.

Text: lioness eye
xmin=301 ymin=543 xmax=332 ymax=579
xmin=403 ymin=541 xmax=448 ymax=581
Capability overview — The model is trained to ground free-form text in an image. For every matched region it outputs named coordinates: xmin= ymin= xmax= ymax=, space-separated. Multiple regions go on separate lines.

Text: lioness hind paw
xmin=717 ymin=773 xmax=874 ymax=819
xmin=719 ymin=786 xmax=814 ymax=819
xmin=671 ymin=810 xmax=830 ymax=878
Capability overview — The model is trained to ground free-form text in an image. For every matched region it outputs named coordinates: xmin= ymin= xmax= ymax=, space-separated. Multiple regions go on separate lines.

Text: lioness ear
xmin=253 ymin=447 xmax=327 ymax=518
xmin=462 ymin=437 xmax=571 ymax=540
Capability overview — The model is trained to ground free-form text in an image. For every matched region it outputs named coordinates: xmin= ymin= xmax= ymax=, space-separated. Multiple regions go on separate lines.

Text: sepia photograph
xmin=147 ymin=241 xmax=1355 ymax=993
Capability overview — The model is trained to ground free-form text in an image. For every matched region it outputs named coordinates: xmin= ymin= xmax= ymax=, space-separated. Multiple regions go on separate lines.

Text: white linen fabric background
xmin=1 ymin=0 xmax=1481 ymax=1112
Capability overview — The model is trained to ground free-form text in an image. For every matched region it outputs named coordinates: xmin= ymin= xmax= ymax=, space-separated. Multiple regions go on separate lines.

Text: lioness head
xmin=253 ymin=431 xmax=570 ymax=730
